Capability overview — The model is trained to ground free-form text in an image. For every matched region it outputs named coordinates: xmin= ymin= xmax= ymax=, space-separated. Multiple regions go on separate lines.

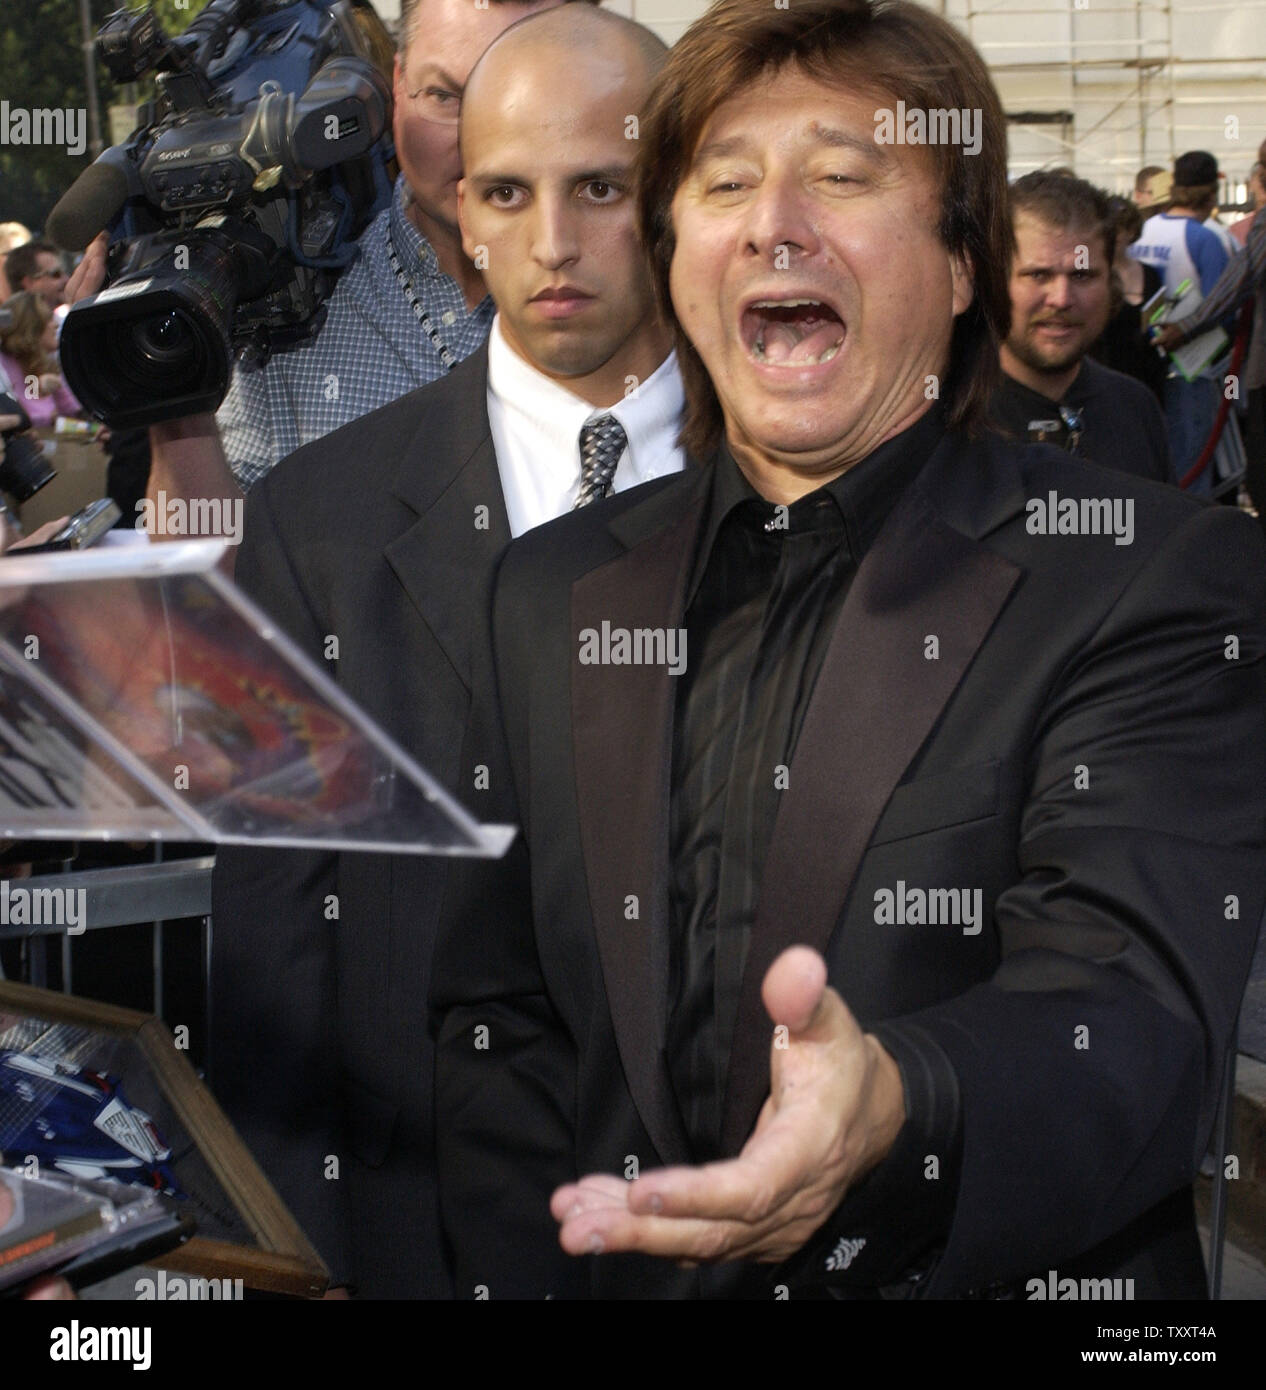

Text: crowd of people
xmin=0 ymin=228 xmax=157 ymax=535
xmin=4 ymin=0 xmax=1266 ymax=1304
xmin=3 ymin=11 xmax=1261 ymax=544
xmin=6 ymin=110 xmax=1262 ymax=543
xmin=0 ymin=235 xmax=78 ymax=426
xmin=989 ymin=151 xmax=1264 ymax=508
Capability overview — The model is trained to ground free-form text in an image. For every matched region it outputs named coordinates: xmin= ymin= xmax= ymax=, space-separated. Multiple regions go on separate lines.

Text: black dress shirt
xmin=989 ymin=357 xmax=1172 ymax=484
xmin=667 ymin=405 xmax=964 ymax=1292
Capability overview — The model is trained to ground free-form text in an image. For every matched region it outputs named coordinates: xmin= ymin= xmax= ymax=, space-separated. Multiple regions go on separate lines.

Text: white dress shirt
xmin=486 ymin=314 xmax=687 ymax=538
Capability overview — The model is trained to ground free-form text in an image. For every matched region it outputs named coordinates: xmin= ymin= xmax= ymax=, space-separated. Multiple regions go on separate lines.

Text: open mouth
xmin=742 ymin=298 xmax=846 ymax=367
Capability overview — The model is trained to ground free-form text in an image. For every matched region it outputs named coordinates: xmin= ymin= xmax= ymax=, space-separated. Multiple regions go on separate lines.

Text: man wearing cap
xmin=1131 ymin=151 xmax=1231 ymax=494
xmin=1155 ymin=137 xmax=1266 ymax=531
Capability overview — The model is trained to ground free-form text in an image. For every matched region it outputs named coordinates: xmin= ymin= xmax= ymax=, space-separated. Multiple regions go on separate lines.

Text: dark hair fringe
xmin=1009 ymin=169 xmax=1115 ymax=267
xmin=635 ymin=0 xmax=1012 ymax=461
xmin=3 ymin=239 xmax=59 ymax=290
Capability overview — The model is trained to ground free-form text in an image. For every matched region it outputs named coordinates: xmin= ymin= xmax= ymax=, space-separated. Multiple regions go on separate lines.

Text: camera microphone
xmin=46 ymin=150 xmax=134 ymax=253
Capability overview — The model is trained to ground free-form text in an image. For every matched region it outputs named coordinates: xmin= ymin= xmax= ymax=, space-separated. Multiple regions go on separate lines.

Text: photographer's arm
xmin=147 ymin=414 xmax=243 ymax=569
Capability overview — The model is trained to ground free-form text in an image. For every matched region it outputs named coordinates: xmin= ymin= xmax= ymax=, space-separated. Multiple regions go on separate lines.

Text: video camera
xmin=51 ymin=0 xmax=395 ymax=431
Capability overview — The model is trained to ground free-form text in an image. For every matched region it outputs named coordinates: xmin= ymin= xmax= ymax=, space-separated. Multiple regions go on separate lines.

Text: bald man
xmin=458 ymin=10 xmax=679 ymax=529
xmin=208 ymin=4 xmax=681 ymax=1299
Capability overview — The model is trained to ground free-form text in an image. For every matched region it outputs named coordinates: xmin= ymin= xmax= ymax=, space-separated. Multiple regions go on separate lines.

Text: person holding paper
xmin=1131 ymin=152 xmax=1232 ymax=494
xmin=1155 ymin=138 xmax=1266 ymax=529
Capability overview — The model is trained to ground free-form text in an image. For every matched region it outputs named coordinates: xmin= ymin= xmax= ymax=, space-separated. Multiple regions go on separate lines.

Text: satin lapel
xmin=570 ymin=476 xmax=710 ymax=1167
xmin=719 ymin=485 xmax=1023 ymax=1154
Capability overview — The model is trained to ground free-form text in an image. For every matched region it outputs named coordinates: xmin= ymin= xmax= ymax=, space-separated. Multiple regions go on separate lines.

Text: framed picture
xmin=0 ymin=979 xmax=328 ymax=1296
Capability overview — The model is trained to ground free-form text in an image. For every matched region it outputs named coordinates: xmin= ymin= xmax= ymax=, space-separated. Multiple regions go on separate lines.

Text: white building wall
xmin=379 ymin=0 xmax=1266 ymax=200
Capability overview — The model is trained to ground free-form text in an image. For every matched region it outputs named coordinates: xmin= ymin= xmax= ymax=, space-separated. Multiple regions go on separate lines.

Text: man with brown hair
xmin=990 ymin=171 xmax=1171 ymax=482
xmin=433 ymin=0 xmax=1266 ymax=1300
xmin=2 ymin=240 xmax=67 ymax=311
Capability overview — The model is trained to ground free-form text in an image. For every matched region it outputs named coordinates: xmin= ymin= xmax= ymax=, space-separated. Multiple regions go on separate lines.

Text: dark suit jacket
xmin=211 ymin=344 xmax=511 ymax=1296
xmin=431 ymin=426 xmax=1266 ymax=1299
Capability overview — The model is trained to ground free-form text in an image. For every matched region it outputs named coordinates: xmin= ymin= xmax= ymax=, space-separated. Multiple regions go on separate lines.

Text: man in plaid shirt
xmin=219 ymin=167 xmax=494 ymax=493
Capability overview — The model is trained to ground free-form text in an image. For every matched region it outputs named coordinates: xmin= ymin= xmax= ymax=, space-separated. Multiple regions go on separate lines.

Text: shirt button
xmin=441 ymin=310 xmax=457 ymax=327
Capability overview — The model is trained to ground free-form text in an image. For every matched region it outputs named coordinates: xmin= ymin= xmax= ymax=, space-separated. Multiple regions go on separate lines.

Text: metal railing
xmin=0 ymin=853 xmax=214 ymax=1065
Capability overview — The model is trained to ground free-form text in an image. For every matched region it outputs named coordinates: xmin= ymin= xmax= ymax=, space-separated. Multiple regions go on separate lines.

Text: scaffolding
xmin=954 ymin=0 xmax=1266 ymax=198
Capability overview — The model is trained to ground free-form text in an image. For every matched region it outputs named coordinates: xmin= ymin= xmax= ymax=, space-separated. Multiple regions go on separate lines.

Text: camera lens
xmin=108 ymin=307 xmax=214 ymax=410
xmin=133 ymin=311 xmax=199 ymax=370
xmin=59 ymin=234 xmax=237 ymax=430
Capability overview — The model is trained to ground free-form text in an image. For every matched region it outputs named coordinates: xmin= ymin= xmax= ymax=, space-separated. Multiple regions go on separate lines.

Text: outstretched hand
xmin=551 ymin=946 xmax=906 ymax=1265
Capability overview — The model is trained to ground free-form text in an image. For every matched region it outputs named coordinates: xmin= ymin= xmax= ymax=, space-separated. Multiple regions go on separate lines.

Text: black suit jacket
xmin=431 ymin=426 xmax=1266 ymax=1299
xmin=211 ymin=345 xmax=511 ymax=1296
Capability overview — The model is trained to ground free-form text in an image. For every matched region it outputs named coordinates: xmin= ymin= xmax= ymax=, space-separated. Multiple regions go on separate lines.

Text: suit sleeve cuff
xmin=776 ymin=1020 xmax=963 ymax=1295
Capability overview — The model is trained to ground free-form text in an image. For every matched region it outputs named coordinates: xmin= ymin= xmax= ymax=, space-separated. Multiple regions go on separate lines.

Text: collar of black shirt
xmin=688 ymin=401 xmax=947 ymax=604
xmin=996 ymin=357 xmax=1103 ymax=420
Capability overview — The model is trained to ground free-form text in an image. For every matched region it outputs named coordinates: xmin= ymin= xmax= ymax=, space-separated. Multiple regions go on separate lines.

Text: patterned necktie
xmin=574 ymin=415 xmax=628 ymax=510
